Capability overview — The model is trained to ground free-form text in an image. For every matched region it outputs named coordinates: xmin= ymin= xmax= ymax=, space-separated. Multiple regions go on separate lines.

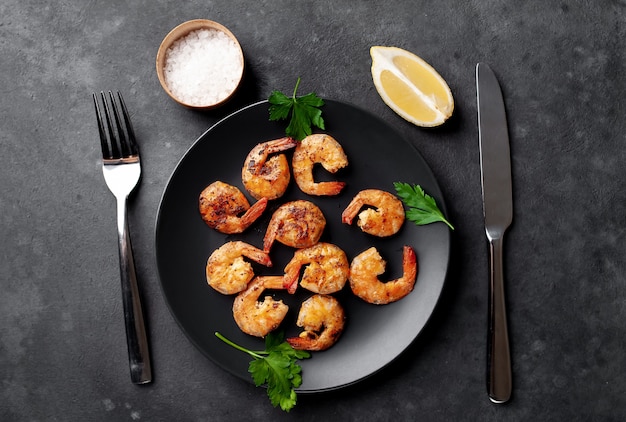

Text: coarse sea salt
xmin=163 ymin=28 xmax=242 ymax=106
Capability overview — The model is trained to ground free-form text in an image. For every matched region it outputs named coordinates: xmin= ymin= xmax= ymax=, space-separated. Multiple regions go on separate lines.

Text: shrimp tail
xmin=286 ymin=336 xmax=315 ymax=350
xmin=402 ymin=245 xmax=418 ymax=281
xmin=243 ymin=248 xmax=273 ymax=268
xmin=282 ymin=264 xmax=301 ymax=294
xmin=316 ymin=181 xmax=347 ymax=196
xmin=265 ymin=136 xmax=298 ymax=154
xmin=261 ymin=275 xmax=287 ymax=290
xmin=240 ymin=197 xmax=268 ymax=227
xmin=262 ymin=223 xmax=277 ymax=253
xmin=262 ymin=208 xmax=285 ymax=252
xmin=341 ymin=198 xmax=362 ymax=224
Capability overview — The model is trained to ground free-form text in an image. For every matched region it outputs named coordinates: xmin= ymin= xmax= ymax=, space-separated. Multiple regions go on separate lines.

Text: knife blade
xmin=476 ymin=62 xmax=513 ymax=404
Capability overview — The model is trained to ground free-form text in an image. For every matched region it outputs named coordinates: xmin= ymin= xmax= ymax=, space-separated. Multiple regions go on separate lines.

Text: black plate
xmin=155 ymin=100 xmax=451 ymax=392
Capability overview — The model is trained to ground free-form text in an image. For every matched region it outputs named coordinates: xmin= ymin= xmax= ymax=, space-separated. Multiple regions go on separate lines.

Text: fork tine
xmin=101 ymin=91 xmax=122 ymax=159
xmin=116 ymin=92 xmax=139 ymax=157
xmin=94 ymin=91 xmax=139 ymax=161
xmin=93 ymin=92 xmax=112 ymax=159
xmin=107 ymin=91 xmax=131 ymax=158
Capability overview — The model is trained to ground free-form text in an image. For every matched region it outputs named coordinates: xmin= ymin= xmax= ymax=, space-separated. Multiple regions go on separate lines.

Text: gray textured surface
xmin=1 ymin=1 xmax=625 ymax=420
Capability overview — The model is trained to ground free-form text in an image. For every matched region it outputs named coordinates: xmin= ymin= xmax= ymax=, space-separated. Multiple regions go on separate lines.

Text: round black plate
xmin=155 ymin=100 xmax=451 ymax=392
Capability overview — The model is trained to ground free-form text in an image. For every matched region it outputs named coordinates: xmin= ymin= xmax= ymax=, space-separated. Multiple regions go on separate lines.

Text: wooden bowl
xmin=156 ymin=19 xmax=244 ymax=109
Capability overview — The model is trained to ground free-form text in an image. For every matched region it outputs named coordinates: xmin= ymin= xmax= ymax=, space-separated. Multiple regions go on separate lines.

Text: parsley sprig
xmin=268 ymin=77 xmax=325 ymax=140
xmin=215 ymin=331 xmax=311 ymax=412
xmin=394 ymin=182 xmax=454 ymax=230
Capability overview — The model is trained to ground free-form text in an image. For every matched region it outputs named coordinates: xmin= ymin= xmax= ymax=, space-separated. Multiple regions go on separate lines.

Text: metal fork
xmin=93 ymin=91 xmax=152 ymax=384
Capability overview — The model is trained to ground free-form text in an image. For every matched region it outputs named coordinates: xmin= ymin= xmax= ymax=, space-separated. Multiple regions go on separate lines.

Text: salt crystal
xmin=163 ymin=28 xmax=243 ymax=106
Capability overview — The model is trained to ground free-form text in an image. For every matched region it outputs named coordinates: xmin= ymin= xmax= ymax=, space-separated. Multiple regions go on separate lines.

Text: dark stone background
xmin=1 ymin=1 xmax=624 ymax=420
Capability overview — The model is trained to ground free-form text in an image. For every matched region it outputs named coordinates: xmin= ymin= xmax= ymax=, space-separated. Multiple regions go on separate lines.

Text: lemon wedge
xmin=370 ymin=46 xmax=454 ymax=127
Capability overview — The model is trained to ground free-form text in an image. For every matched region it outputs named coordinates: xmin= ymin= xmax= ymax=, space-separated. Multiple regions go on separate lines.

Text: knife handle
xmin=487 ymin=235 xmax=512 ymax=403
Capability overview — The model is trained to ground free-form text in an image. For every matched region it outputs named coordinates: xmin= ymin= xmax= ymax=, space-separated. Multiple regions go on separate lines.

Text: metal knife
xmin=476 ymin=62 xmax=513 ymax=404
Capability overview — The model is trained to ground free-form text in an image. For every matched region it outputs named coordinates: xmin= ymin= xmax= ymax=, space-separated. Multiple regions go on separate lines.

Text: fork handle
xmin=116 ymin=196 xmax=152 ymax=384
xmin=487 ymin=235 xmax=512 ymax=403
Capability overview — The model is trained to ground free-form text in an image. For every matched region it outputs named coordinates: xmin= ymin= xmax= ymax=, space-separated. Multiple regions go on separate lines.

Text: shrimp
xmin=292 ymin=134 xmax=348 ymax=196
xmin=286 ymin=294 xmax=345 ymax=351
xmin=232 ymin=276 xmax=289 ymax=337
xmin=341 ymin=189 xmax=405 ymax=237
xmin=206 ymin=241 xmax=272 ymax=295
xmin=241 ymin=137 xmax=298 ymax=200
xmin=263 ymin=200 xmax=326 ymax=252
xmin=199 ymin=181 xmax=268 ymax=234
xmin=349 ymin=246 xmax=418 ymax=305
xmin=283 ymin=243 xmax=349 ymax=294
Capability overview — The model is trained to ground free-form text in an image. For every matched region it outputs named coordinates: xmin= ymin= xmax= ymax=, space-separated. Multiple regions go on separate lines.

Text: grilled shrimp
xmin=242 ymin=137 xmax=298 ymax=200
xmin=349 ymin=246 xmax=418 ymax=305
xmin=206 ymin=241 xmax=272 ymax=295
xmin=283 ymin=242 xmax=349 ymax=294
xmin=263 ymin=200 xmax=326 ymax=252
xmin=232 ymin=276 xmax=289 ymax=337
xmin=286 ymin=294 xmax=345 ymax=351
xmin=341 ymin=189 xmax=405 ymax=237
xmin=199 ymin=181 xmax=268 ymax=234
xmin=292 ymin=134 xmax=348 ymax=196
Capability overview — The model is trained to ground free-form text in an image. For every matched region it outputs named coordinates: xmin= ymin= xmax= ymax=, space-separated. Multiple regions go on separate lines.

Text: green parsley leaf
xmin=268 ymin=77 xmax=325 ymax=141
xmin=394 ymin=182 xmax=454 ymax=230
xmin=215 ymin=331 xmax=311 ymax=412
